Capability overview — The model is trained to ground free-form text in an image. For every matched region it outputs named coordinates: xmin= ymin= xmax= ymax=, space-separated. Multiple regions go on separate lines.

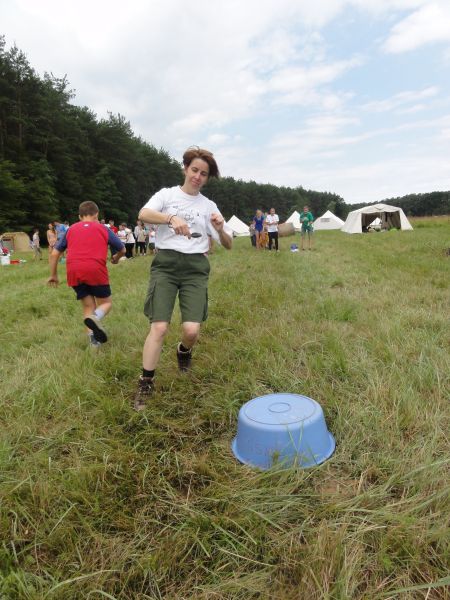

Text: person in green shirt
xmin=300 ymin=205 xmax=314 ymax=251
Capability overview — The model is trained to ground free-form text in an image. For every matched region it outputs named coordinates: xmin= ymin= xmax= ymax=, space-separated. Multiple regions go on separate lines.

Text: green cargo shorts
xmin=144 ymin=250 xmax=210 ymax=323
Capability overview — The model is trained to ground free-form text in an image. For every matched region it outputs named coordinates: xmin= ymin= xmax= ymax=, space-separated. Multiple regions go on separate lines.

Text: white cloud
xmin=206 ymin=133 xmax=230 ymax=146
xmin=1 ymin=0 xmax=449 ymax=205
xmin=396 ymin=103 xmax=426 ymax=114
xmin=438 ymin=128 xmax=450 ymax=140
xmin=383 ymin=2 xmax=450 ymax=53
xmin=361 ymin=86 xmax=439 ymax=112
xmin=233 ymin=151 xmax=450 ymax=203
xmin=270 ymin=115 xmax=361 ymax=152
xmin=264 ymin=57 xmax=364 ymax=111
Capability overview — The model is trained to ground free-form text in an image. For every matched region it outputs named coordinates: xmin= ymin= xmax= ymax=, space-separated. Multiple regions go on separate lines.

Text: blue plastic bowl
xmin=231 ymin=393 xmax=335 ymax=469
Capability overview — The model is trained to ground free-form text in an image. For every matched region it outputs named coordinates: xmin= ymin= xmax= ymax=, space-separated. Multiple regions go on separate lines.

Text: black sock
xmin=142 ymin=368 xmax=155 ymax=379
xmin=179 ymin=343 xmax=191 ymax=353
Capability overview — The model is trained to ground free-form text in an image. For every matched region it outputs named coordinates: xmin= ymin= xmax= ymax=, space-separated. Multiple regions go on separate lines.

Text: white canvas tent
xmin=285 ymin=210 xmax=301 ymax=231
xmin=226 ymin=215 xmax=250 ymax=236
xmin=341 ymin=204 xmax=413 ymax=234
xmin=313 ymin=210 xmax=344 ymax=231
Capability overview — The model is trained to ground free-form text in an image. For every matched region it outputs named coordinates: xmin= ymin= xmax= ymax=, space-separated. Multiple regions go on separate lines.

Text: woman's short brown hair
xmin=183 ymin=146 xmax=220 ymax=178
xmin=79 ymin=201 xmax=99 ymax=217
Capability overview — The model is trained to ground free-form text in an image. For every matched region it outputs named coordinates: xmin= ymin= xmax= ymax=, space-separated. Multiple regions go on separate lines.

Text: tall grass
xmin=0 ymin=221 xmax=449 ymax=599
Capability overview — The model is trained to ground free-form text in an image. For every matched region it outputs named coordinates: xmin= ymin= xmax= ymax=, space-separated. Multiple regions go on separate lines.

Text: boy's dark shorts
xmin=72 ymin=283 xmax=112 ymax=300
xmin=144 ymin=250 xmax=210 ymax=323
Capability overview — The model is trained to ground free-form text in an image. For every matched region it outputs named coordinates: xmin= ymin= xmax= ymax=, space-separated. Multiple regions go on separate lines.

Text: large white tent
xmin=313 ymin=210 xmax=344 ymax=231
xmin=341 ymin=204 xmax=413 ymax=234
xmin=285 ymin=210 xmax=301 ymax=231
xmin=226 ymin=215 xmax=250 ymax=236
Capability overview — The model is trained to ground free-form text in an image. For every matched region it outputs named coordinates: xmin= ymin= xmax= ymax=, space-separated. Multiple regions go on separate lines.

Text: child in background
xmin=147 ymin=224 xmax=157 ymax=254
xmin=266 ymin=207 xmax=280 ymax=251
xmin=249 ymin=222 xmax=256 ymax=247
xmin=108 ymin=220 xmax=118 ymax=234
xmin=47 ymin=201 xmax=125 ymax=347
xmin=260 ymin=217 xmax=269 ymax=249
xmin=134 ymin=220 xmax=147 ymax=255
xmin=300 ymin=205 xmax=314 ymax=251
xmin=253 ymin=210 xmax=265 ymax=249
xmin=31 ymin=228 xmax=42 ymax=260
xmin=46 ymin=223 xmax=57 ymax=262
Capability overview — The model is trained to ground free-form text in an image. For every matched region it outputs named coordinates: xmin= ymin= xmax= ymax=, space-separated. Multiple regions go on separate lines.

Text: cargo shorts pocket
xmin=143 ymin=278 xmax=157 ymax=321
xmin=202 ymin=289 xmax=209 ymax=322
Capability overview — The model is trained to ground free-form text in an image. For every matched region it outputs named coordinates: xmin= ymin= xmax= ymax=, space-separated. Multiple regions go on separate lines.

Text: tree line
xmin=0 ymin=37 xmax=182 ymax=234
xmin=351 ymin=191 xmax=450 ymax=217
xmin=1 ymin=37 xmax=448 ymax=237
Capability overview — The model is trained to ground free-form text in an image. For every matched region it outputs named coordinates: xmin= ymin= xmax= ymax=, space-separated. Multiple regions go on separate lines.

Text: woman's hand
xmin=210 ymin=213 xmax=224 ymax=232
xmin=211 ymin=214 xmax=232 ymax=249
xmin=169 ymin=215 xmax=192 ymax=237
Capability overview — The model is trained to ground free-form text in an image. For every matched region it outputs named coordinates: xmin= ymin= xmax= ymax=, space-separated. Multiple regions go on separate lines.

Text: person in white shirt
xmin=146 ymin=225 xmax=157 ymax=254
xmin=118 ymin=224 xmax=135 ymax=258
xmin=265 ymin=207 xmax=280 ymax=251
xmin=31 ymin=229 xmax=42 ymax=260
xmin=133 ymin=146 xmax=233 ymax=411
xmin=117 ymin=224 xmax=127 ymax=244
xmin=134 ymin=220 xmax=147 ymax=255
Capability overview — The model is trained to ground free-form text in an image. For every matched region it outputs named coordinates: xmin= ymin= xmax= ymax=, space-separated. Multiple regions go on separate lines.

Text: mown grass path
xmin=0 ymin=219 xmax=449 ymax=599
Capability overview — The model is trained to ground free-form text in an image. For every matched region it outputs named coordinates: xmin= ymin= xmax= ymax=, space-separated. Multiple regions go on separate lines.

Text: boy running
xmin=47 ymin=201 xmax=125 ymax=347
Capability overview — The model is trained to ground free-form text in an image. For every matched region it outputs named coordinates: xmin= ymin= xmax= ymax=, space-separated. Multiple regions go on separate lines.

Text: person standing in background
xmin=266 ymin=207 xmax=279 ymax=251
xmin=47 ymin=223 xmax=57 ymax=262
xmin=109 ymin=220 xmax=118 ymax=234
xmin=134 ymin=220 xmax=147 ymax=256
xmin=31 ymin=228 xmax=42 ymax=260
xmin=147 ymin=224 xmax=157 ymax=254
xmin=125 ymin=225 xmax=135 ymax=258
xmin=249 ymin=221 xmax=256 ymax=247
xmin=253 ymin=210 xmax=265 ymax=249
xmin=118 ymin=224 xmax=135 ymax=259
xmin=300 ymin=205 xmax=314 ymax=251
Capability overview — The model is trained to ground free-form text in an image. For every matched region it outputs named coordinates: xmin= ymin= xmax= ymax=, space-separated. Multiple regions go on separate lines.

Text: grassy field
xmin=0 ymin=218 xmax=449 ymax=599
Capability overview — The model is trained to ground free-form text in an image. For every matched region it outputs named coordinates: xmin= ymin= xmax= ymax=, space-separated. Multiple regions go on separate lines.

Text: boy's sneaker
xmin=89 ymin=335 xmax=102 ymax=348
xmin=176 ymin=343 xmax=192 ymax=372
xmin=84 ymin=314 xmax=108 ymax=343
xmin=133 ymin=376 xmax=154 ymax=411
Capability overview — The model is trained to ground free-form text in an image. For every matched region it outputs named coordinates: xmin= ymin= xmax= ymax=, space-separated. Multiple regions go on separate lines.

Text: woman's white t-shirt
xmin=142 ymin=186 xmax=232 ymax=254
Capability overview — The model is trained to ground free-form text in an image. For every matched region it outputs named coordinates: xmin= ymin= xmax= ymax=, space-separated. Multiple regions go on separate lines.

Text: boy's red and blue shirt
xmin=55 ymin=221 xmax=124 ymax=287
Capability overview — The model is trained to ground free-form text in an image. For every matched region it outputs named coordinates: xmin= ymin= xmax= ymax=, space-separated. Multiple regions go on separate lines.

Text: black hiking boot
xmin=176 ymin=343 xmax=192 ymax=372
xmin=133 ymin=376 xmax=154 ymax=411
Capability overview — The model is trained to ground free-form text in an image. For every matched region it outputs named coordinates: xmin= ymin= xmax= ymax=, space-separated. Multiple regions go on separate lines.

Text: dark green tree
xmin=0 ymin=160 xmax=26 ymax=230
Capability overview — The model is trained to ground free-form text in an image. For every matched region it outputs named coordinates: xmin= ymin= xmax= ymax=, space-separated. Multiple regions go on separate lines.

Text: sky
xmin=1 ymin=0 xmax=450 ymax=204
